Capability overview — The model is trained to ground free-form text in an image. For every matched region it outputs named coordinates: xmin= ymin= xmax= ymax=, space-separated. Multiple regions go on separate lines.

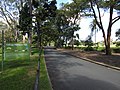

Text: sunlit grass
xmin=0 ymin=49 xmax=38 ymax=90
xmin=40 ymin=51 xmax=52 ymax=90
xmin=0 ymin=47 xmax=52 ymax=90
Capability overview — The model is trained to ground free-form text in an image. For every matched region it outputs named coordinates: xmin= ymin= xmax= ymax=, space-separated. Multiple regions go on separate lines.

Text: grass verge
xmin=0 ymin=51 xmax=38 ymax=90
xmin=0 ymin=48 xmax=52 ymax=90
xmin=40 ymin=50 xmax=52 ymax=90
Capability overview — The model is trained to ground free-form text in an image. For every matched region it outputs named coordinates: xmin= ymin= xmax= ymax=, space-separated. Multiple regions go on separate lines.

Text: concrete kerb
xmin=58 ymin=50 xmax=120 ymax=72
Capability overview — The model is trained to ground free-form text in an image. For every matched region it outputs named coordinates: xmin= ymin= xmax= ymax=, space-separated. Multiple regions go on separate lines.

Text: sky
xmin=57 ymin=0 xmax=72 ymax=8
xmin=57 ymin=0 xmax=120 ymax=42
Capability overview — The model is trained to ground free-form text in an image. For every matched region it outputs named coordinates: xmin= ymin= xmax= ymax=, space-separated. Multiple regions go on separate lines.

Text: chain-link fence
xmin=0 ymin=28 xmax=30 ymax=71
xmin=5 ymin=43 xmax=30 ymax=60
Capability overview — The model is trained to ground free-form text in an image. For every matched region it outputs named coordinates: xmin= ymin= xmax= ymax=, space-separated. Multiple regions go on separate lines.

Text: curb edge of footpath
xmin=43 ymin=54 xmax=53 ymax=90
xmin=59 ymin=50 xmax=120 ymax=72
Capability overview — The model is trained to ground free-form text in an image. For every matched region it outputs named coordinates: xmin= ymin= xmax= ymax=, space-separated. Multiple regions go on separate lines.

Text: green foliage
xmin=84 ymin=47 xmax=94 ymax=51
xmin=113 ymin=41 xmax=120 ymax=47
xmin=0 ymin=22 xmax=16 ymax=42
xmin=19 ymin=2 xmax=31 ymax=35
xmin=116 ymin=29 xmax=120 ymax=41
xmin=85 ymin=35 xmax=93 ymax=47
xmin=74 ymin=40 xmax=80 ymax=46
xmin=41 ymin=20 xmax=59 ymax=45
xmin=89 ymin=0 xmax=120 ymax=55
xmin=0 ymin=0 xmax=19 ymax=39
xmin=17 ymin=0 xmax=58 ymax=50
xmin=112 ymin=47 xmax=120 ymax=53
xmin=116 ymin=41 xmax=120 ymax=47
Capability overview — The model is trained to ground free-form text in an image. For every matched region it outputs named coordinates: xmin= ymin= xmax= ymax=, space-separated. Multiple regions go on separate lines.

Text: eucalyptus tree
xmin=31 ymin=0 xmax=57 ymax=47
xmin=89 ymin=19 xmax=99 ymax=44
xmin=0 ymin=21 xmax=17 ymax=44
xmin=19 ymin=1 xmax=32 ymax=38
xmin=59 ymin=0 xmax=89 ymax=49
xmin=89 ymin=0 xmax=120 ymax=55
xmin=0 ymin=0 xmax=23 ymax=42
xmin=19 ymin=1 xmax=57 ymax=89
xmin=115 ymin=29 xmax=120 ymax=47
xmin=55 ymin=10 xmax=69 ymax=47
xmin=41 ymin=19 xmax=59 ymax=46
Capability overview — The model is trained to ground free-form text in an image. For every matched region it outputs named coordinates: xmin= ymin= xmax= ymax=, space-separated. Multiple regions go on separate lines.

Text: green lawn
xmin=0 ymin=45 xmax=37 ymax=90
xmin=40 ymin=51 xmax=52 ymax=90
xmin=0 ymin=47 xmax=52 ymax=90
xmin=0 ymin=54 xmax=38 ymax=90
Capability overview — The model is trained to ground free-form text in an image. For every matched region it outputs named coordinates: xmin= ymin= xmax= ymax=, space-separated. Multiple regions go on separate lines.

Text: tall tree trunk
xmin=105 ymin=42 xmax=111 ymax=55
xmin=106 ymin=27 xmax=112 ymax=55
xmin=72 ymin=32 xmax=74 ymax=50
xmin=103 ymin=28 xmax=111 ymax=55
xmin=105 ymin=5 xmax=113 ymax=55
xmin=65 ymin=37 xmax=67 ymax=48
xmin=28 ymin=0 xmax=32 ymax=55
xmin=72 ymin=37 xmax=74 ymax=50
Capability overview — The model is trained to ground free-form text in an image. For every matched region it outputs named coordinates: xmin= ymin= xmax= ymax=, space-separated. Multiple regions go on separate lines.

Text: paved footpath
xmin=44 ymin=48 xmax=120 ymax=90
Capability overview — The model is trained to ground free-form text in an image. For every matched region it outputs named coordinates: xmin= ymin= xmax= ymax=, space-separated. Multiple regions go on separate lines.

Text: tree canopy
xmin=0 ymin=0 xmax=120 ymax=55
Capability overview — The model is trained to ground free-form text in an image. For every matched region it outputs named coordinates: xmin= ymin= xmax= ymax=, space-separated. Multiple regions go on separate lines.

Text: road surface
xmin=44 ymin=48 xmax=120 ymax=90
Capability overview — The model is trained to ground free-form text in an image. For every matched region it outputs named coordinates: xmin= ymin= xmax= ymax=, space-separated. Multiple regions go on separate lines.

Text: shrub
xmin=64 ymin=46 xmax=72 ymax=49
xmin=74 ymin=40 xmax=80 ymax=46
xmin=112 ymin=48 xmax=120 ymax=53
xmin=84 ymin=47 xmax=94 ymax=51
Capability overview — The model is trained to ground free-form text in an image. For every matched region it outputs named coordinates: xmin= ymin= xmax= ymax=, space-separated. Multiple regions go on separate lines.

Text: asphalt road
xmin=44 ymin=49 xmax=120 ymax=90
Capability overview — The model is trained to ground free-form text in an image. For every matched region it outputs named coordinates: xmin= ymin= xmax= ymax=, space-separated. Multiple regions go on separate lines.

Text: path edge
xmin=58 ymin=50 xmax=120 ymax=71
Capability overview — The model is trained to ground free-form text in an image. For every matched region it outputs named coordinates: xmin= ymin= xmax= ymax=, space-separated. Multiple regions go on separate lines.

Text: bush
xmin=74 ymin=40 xmax=80 ymax=46
xmin=84 ymin=47 xmax=94 ymax=51
xmin=64 ymin=46 xmax=72 ymax=49
xmin=112 ymin=48 xmax=120 ymax=53
xmin=116 ymin=42 xmax=120 ymax=47
xmin=97 ymin=47 xmax=105 ymax=52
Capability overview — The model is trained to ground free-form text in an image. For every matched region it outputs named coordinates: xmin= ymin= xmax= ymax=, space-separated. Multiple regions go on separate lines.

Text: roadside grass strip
xmin=0 ymin=50 xmax=38 ymax=90
xmin=40 ymin=50 xmax=52 ymax=90
xmin=0 ymin=47 xmax=52 ymax=90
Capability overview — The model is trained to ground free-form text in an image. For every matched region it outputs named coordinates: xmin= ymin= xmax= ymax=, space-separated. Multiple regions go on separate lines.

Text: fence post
xmin=2 ymin=30 xmax=4 ymax=71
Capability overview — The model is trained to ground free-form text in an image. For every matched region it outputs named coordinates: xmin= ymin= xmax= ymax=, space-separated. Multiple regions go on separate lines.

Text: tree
xmin=74 ymin=39 xmax=80 ymax=46
xmin=59 ymin=0 xmax=88 ymax=49
xmin=0 ymin=0 xmax=22 ymax=42
xmin=116 ymin=29 xmax=120 ymax=40
xmin=84 ymin=35 xmax=94 ymax=51
xmin=89 ymin=0 xmax=120 ymax=55
xmin=41 ymin=19 xmax=59 ymax=46
xmin=89 ymin=19 xmax=99 ymax=44
xmin=55 ymin=10 xmax=69 ymax=47
xmin=33 ymin=0 xmax=57 ymax=47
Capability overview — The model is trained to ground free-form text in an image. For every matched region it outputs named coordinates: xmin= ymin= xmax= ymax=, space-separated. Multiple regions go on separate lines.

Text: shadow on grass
xmin=0 ymin=64 xmax=36 ymax=90
xmin=0 ymin=54 xmax=38 ymax=90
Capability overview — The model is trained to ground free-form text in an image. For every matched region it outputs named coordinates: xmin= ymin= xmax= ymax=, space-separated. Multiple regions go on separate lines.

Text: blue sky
xmin=56 ymin=0 xmax=72 ymax=8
